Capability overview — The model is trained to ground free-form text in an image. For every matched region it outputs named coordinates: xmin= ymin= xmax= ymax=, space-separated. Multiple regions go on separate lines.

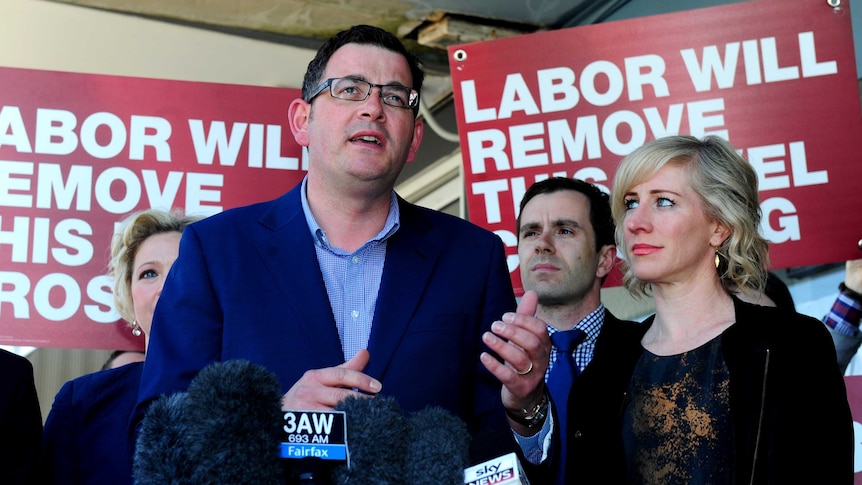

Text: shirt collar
xmin=547 ymin=303 xmax=606 ymax=342
xmin=300 ymin=175 xmax=401 ymax=250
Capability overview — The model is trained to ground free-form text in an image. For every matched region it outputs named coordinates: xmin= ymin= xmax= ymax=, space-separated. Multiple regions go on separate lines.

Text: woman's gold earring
xmin=715 ymin=252 xmax=720 ymax=269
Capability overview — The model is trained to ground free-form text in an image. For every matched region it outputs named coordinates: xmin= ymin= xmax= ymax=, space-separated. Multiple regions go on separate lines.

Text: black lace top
xmin=622 ymin=334 xmax=732 ymax=484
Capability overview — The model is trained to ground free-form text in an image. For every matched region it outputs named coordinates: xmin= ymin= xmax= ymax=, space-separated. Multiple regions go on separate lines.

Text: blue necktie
xmin=547 ymin=328 xmax=586 ymax=484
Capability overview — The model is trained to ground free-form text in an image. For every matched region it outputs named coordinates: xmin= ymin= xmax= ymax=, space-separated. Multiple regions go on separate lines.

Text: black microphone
xmin=463 ymin=426 xmax=530 ymax=485
xmin=133 ymin=392 xmax=193 ymax=484
xmin=464 ymin=452 xmax=531 ymax=485
xmin=134 ymin=359 xmax=285 ymax=485
xmin=403 ymin=406 xmax=471 ymax=484
xmin=329 ymin=395 xmax=410 ymax=484
xmin=135 ymin=363 xmax=476 ymax=484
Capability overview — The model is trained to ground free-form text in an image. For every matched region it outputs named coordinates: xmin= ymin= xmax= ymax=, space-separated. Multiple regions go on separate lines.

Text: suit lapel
xmin=365 ymin=199 xmax=440 ymax=378
xmin=253 ymin=186 xmax=345 ymax=366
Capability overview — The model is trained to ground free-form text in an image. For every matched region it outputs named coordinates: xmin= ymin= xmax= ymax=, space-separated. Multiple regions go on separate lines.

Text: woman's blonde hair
xmin=610 ymin=135 xmax=769 ymax=298
xmin=108 ymin=209 xmax=202 ymax=323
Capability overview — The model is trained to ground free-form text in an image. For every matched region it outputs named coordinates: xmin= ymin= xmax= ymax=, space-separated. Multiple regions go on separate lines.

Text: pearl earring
xmin=132 ymin=321 xmax=142 ymax=337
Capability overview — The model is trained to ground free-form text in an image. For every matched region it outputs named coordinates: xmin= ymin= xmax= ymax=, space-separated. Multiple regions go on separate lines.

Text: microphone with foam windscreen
xmin=133 ymin=392 xmax=192 ymax=484
xmin=403 ymin=406 xmax=472 ymax=485
xmin=133 ymin=359 xmax=285 ymax=485
xmin=329 ymin=395 xmax=411 ymax=484
xmin=135 ymin=360 xmax=485 ymax=484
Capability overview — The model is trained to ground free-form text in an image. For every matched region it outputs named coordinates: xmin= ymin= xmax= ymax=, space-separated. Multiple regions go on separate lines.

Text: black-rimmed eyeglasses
xmin=307 ymin=77 xmax=420 ymax=110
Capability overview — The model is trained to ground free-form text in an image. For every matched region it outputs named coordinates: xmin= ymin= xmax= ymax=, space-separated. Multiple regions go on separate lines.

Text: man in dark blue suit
xmin=133 ymin=24 xmax=517 ymax=467
xmin=481 ymin=177 xmax=639 ymax=484
xmin=0 ymin=348 xmax=42 ymax=485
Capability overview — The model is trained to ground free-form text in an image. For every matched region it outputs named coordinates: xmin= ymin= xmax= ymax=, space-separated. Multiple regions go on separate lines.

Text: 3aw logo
xmin=280 ymin=410 xmax=347 ymax=461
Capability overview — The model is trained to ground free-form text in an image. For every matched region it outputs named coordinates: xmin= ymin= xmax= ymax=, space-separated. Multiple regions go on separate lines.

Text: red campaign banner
xmin=0 ymin=67 xmax=306 ymax=349
xmin=448 ymin=0 xmax=862 ymax=296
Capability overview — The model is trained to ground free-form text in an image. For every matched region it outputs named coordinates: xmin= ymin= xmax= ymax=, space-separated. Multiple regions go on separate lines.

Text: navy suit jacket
xmin=42 ymin=362 xmax=142 ymax=485
xmin=134 ymin=183 xmax=517 ymax=443
xmin=521 ymin=310 xmax=640 ymax=485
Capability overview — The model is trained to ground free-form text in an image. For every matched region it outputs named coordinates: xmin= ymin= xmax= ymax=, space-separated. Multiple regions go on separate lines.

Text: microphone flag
xmin=281 ymin=410 xmax=348 ymax=463
xmin=464 ymin=452 xmax=531 ymax=485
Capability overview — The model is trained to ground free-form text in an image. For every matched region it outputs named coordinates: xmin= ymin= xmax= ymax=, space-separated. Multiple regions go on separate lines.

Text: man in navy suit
xmin=133 ymin=24 xmax=517 ymax=465
xmin=481 ymin=177 xmax=639 ymax=484
xmin=0 ymin=348 xmax=42 ymax=485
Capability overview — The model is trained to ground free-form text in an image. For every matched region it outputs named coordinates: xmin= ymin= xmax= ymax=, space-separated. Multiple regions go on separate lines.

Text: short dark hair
xmin=101 ymin=350 xmax=145 ymax=370
xmin=301 ymin=24 xmax=425 ymax=116
xmin=517 ymin=177 xmax=615 ymax=251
